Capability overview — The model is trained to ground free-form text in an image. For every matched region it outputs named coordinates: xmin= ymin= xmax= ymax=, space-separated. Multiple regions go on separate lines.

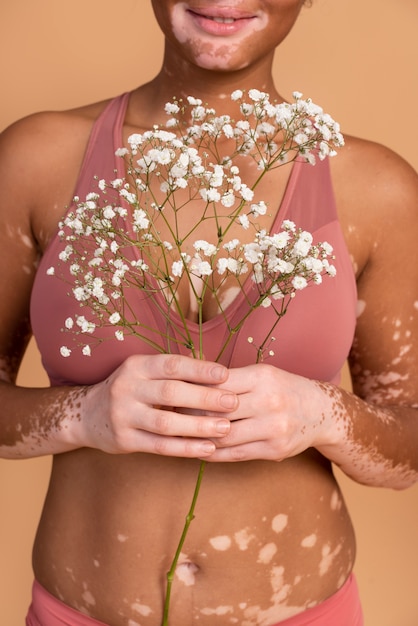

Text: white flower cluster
xmin=50 ymin=90 xmax=340 ymax=358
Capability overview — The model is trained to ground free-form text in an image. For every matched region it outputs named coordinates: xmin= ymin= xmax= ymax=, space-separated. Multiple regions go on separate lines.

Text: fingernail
xmin=216 ymin=420 xmax=230 ymax=434
xmin=211 ymin=365 xmax=227 ymax=382
xmin=201 ymin=442 xmax=216 ymax=455
xmin=220 ymin=393 xmax=237 ymax=409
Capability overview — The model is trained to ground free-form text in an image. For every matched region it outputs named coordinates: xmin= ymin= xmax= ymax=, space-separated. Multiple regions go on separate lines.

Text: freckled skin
xmin=1 ymin=0 xmax=418 ymax=623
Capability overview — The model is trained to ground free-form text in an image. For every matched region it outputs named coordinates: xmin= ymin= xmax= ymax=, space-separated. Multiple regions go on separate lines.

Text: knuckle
xmin=153 ymin=410 xmax=171 ymax=435
xmin=159 ymin=379 xmax=177 ymax=404
xmin=162 ymin=354 xmax=183 ymax=377
xmin=230 ymin=447 xmax=247 ymax=462
xmin=153 ymin=437 xmax=169 ymax=456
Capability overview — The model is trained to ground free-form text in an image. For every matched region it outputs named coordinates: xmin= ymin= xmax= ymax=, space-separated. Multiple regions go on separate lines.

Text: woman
xmin=1 ymin=1 xmax=417 ymax=624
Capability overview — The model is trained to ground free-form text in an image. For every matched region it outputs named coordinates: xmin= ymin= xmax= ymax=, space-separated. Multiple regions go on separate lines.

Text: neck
xmin=137 ymin=47 xmax=283 ymax=119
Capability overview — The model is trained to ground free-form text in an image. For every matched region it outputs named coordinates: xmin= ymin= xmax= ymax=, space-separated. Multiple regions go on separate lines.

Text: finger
xmin=134 ymin=353 xmax=230 ymax=385
xmin=129 ymin=430 xmax=217 ymax=458
xmin=138 ymin=378 xmax=238 ymax=415
xmin=136 ymin=405 xmax=231 ymax=439
xmin=202 ymin=441 xmax=276 ymax=463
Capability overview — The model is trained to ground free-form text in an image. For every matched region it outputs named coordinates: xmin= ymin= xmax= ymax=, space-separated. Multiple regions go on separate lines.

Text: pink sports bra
xmin=30 ymin=93 xmax=357 ymax=387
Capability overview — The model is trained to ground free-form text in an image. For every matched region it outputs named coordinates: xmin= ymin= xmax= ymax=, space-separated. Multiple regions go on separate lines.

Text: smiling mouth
xmin=207 ymin=16 xmax=236 ymax=23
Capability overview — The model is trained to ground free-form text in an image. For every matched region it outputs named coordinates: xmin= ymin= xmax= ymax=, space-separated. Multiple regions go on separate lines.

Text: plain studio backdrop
xmin=0 ymin=0 xmax=417 ymax=624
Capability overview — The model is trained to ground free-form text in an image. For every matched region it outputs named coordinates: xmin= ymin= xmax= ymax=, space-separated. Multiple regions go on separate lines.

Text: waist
xmin=33 ymin=449 xmax=356 ymax=623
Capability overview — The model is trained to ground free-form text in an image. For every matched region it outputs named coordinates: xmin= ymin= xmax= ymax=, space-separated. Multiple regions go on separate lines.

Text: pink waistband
xmin=26 ymin=574 xmax=363 ymax=626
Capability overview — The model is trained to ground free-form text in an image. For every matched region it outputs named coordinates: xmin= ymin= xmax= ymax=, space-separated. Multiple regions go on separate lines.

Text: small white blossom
xmin=60 ymin=346 xmax=71 ymax=358
xmin=193 ymin=240 xmax=218 ymax=257
xmin=82 ymin=345 xmax=91 ymax=356
xmin=190 ymin=259 xmax=213 ymax=277
xmin=292 ymin=276 xmax=308 ymax=290
xmin=238 ymin=214 xmax=250 ymax=229
xmin=172 ymin=260 xmax=184 ymax=277
xmin=109 ymin=312 xmax=121 ymax=325
xmin=231 ymin=89 xmax=243 ymax=101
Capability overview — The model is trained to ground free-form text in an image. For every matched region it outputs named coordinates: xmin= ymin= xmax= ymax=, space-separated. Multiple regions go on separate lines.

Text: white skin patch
xmin=258 ymin=542 xmax=278 ymax=564
xmin=175 ymin=561 xmax=199 ymax=586
xmin=65 ymin=566 xmax=76 ymax=582
xmin=200 ymin=605 xmax=234 ymax=616
xmin=93 ymin=559 xmax=100 ymax=568
xmin=209 ymin=535 xmax=232 ymax=551
xmin=301 ymin=533 xmax=317 ymax=548
xmin=356 ymin=299 xmax=366 ymax=317
xmin=128 ymin=621 xmax=141 ymax=626
xmin=414 ymin=301 xmax=418 ymax=310
xmin=319 ymin=542 xmax=342 ymax=576
xmin=272 ymin=513 xmax=288 ymax=534
xmin=131 ymin=601 xmax=153 ymax=616
xmin=117 ymin=533 xmax=128 ymax=542
xmin=330 ymin=490 xmax=342 ymax=511
xmin=81 ymin=583 xmax=96 ymax=606
xmin=234 ymin=527 xmax=256 ymax=550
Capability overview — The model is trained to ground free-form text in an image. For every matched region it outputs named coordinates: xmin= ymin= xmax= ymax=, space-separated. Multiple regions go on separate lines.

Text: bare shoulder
xmin=330 ymin=135 xmax=418 ymax=274
xmin=331 ymin=135 xmax=418 ymax=219
xmin=0 ymin=99 xmax=113 ymax=246
xmin=0 ymin=99 xmax=111 ymax=194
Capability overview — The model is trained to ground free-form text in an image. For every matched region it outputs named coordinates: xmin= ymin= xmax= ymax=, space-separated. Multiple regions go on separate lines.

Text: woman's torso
xmin=30 ymin=92 xmax=358 ymax=625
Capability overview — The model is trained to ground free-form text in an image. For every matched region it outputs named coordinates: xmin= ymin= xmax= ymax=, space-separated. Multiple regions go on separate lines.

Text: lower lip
xmin=188 ymin=11 xmax=255 ymax=36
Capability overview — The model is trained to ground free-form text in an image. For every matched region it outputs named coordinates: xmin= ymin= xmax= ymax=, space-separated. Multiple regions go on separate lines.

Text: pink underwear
xmin=26 ymin=573 xmax=363 ymax=625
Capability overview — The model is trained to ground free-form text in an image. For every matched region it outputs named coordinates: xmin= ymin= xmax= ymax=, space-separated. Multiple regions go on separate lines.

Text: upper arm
xmin=0 ymin=110 xmax=92 ymax=382
xmin=341 ymin=140 xmax=418 ymax=408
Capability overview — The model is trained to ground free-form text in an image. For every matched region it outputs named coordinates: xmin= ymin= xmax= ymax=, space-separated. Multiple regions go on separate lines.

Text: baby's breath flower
xmin=190 ymin=258 xmax=213 ymax=277
xmin=65 ymin=317 xmax=74 ymax=329
xmin=60 ymin=346 xmax=71 ymax=358
xmin=292 ymin=276 xmax=308 ymax=290
xmin=193 ymin=240 xmax=218 ymax=257
xmin=231 ymin=89 xmax=243 ymax=101
xmin=172 ymin=260 xmax=184 ymax=278
xmin=109 ymin=312 xmax=121 ymax=325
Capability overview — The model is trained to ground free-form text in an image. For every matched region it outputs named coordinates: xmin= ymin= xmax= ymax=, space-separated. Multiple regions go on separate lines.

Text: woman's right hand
xmin=76 ymin=354 xmax=236 ymax=457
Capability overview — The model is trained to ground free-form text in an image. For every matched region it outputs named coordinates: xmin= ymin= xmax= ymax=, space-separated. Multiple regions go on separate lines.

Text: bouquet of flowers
xmin=49 ymin=89 xmax=343 ymax=625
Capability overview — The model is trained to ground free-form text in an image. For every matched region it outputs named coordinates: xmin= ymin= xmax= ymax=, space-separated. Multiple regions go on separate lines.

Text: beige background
xmin=1 ymin=0 xmax=417 ymax=624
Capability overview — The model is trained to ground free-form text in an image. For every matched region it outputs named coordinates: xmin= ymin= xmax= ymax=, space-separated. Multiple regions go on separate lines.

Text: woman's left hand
xmin=203 ymin=364 xmax=331 ymax=462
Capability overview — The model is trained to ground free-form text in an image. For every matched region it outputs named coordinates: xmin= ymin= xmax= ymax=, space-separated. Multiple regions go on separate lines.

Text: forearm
xmin=314 ymin=381 xmax=418 ymax=489
xmin=0 ymin=381 xmax=87 ymax=459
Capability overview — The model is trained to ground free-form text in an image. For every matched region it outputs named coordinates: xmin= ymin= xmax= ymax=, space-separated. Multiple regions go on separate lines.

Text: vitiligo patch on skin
xmin=330 ymin=490 xmax=342 ymax=511
xmin=356 ymin=299 xmax=366 ymax=317
xmin=200 ymin=605 xmax=234 ymax=616
xmin=272 ymin=513 xmax=288 ymax=534
xmin=81 ymin=588 xmax=96 ymax=607
xmin=319 ymin=542 xmax=342 ymax=576
xmin=131 ymin=600 xmax=153 ymax=616
xmin=301 ymin=533 xmax=317 ymax=548
xmin=258 ymin=542 xmax=278 ymax=564
xmin=234 ymin=527 xmax=256 ymax=550
xmin=209 ymin=535 xmax=232 ymax=551
xmin=175 ymin=561 xmax=199 ymax=586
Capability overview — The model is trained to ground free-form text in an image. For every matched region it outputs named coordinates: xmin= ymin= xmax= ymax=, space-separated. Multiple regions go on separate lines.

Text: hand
xmin=75 ymin=354 xmax=237 ymax=457
xmin=203 ymin=364 xmax=329 ymax=462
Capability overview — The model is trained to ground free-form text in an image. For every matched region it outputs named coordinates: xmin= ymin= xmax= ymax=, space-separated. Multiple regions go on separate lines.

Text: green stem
xmin=161 ymin=460 xmax=207 ymax=626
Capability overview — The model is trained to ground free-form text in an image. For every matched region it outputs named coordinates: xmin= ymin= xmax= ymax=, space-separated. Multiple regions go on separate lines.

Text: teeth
xmin=211 ymin=17 xmax=235 ymax=23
